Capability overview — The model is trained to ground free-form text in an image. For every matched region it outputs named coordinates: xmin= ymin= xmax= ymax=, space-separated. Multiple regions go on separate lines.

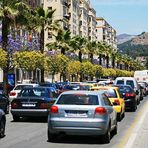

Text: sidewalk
xmin=124 ymin=108 xmax=148 ymax=148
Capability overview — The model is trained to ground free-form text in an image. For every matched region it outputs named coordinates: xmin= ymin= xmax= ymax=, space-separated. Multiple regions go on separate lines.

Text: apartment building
xmin=96 ymin=17 xmax=117 ymax=50
xmin=88 ymin=7 xmax=96 ymax=41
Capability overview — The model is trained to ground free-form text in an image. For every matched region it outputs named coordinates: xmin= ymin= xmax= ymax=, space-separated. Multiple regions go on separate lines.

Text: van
xmin=134 ymin=70 xmax=148 ymax=82
xmin=114 ymin=77 xmax=141 ymax=104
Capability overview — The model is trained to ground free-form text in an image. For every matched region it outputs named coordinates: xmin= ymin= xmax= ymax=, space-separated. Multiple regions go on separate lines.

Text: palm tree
xmin=97 ymin=41 xmax=106 ymax=66
xmin=70 ymin=35 xmax=87 ymax=63
xmin=0 ymin=0 xmax=30 ymax=94
xmin=86 ymin=40 xmax=97 ymax=63
xmin=33 ymin=6 xmax=60 ymax=82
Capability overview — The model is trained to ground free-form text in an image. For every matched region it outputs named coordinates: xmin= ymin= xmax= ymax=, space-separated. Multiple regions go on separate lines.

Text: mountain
xmin=117 ymin=32 xmax=148 ymax=58
xmin=117 ymin=34 xmax=136 ymax=44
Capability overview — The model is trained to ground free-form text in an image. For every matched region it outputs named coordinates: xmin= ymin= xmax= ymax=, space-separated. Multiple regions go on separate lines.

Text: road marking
xmin=117 ymin=100 xmax=148 ymax=148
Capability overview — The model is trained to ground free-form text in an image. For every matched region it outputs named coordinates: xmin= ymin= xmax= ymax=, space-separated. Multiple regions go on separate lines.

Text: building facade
xmin=96 ymin=17 xmax=117 ymax=50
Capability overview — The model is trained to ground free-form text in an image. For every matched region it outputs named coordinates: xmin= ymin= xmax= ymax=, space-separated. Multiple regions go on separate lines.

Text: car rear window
xmin=118 ymin=86 xmax=134 ymax=93
xmin=116 ymin=80 xmax=124 ymax=85
xmin=126 ymin=80 xmax=134 ymax=89
xmin=14 ymin=85 xmax=33 ymax=90
xmin=107 ymin=89 xmax=117 ymax=98
xmin=57 ymin=94 xmax=99 ymax=105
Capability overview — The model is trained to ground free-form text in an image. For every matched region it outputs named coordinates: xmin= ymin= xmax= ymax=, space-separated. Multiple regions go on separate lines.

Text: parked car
xmin=11 ymin=87 xmax=58 ymax=121
xmin=114 ymin=77 xmax=141 ymax=104
xmin=9 ymin=83 xmax=39 ymax=102
xmin=0 ymin=94 xmax=9 ymax=114
xmin=115 ymin=85 xmax=137 ymax=111
xmin=48 ymin=91 xmax=117 ymax=143
xmin=0 ymin=109 xmax=6 ymax=138
xmin=91 ymin=86 xmax=125 ymax=121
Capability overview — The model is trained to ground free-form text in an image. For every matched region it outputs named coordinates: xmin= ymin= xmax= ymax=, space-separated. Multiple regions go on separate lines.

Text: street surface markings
xmin=117 ymin=100 xmax=148 ymax=148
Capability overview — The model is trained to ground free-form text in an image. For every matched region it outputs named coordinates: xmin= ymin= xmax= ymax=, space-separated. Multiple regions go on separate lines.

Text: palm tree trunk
xmin=99 ymin=54 xmax=102 ymax=65
xmin=2 ymin=18 xmax=9 ymax=94
xmin=40 ymin=26 xmax=45 ymax=83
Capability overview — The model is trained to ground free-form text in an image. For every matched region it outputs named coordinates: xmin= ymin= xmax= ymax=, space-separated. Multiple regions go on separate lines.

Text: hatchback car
xmin=11 ymin=87 xmax=58 ymax=121
xmin=0 ymin=94 xmax=9 ymax=114
xmin=0 ymin=109 xmax=6 ymax=138
xmin=48 ymin=91 xmax=117 ymax=143
xmin=91 ymin=86 xmax=125 ymax=121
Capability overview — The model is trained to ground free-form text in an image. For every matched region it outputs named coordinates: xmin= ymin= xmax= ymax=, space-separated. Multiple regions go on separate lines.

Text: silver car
xmin=48 ymin=91 xmax=117 ymax=143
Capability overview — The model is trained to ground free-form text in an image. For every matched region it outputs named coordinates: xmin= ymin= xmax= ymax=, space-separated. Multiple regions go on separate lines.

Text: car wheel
xmin=48 ymin=130 xmax=57 ymax=142
xmin=112 ymin=120 xmax=117 ymax=135
xmin=131 ymin=104 xmax=137 ymax=112
xmin=102 ymin=126 xmax=110 ymax=144
xmin=13 ymin=116 xmax=20 ymax=122
xmin=5 ymin=105 xmax=9 ymax=114
xmin=117 ymin=113 xmax=122 ymax=121
xmin=0 ymin=119 xmax=5 ymax=138
xmin=122 ymin=112 xmax=125 ymax=118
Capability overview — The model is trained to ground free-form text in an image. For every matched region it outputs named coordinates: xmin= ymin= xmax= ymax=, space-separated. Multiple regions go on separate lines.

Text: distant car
xmin=9 ymin=83 xmax=39 ymax=102
xmin=116 ymin=85 xmax=137 ymax=111
xmin=114 ymin=77 xmax=141 ymax=104
xmin=92 ymin=86 xmax=125 ymax=121
xmin=11 ymin=87 xmax=58 ymax=121
xmin=48 ymin=91 xmax=117 ymax=143
xmin=0 ymin=94 xmax=10 ymax=114
xmin=0 ymin=109 xmax=6 ymax=138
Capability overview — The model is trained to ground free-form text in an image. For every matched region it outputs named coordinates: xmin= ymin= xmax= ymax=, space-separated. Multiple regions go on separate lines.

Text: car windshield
xmin=57 ymin=94 xmax=99 ymax=105
xmin=14 ymin=85 xmax=33 ymax=90
xmin=63 ymin=85 xmax=79 ymax=90
xmin=19 ymin=88 xmax=46 ymax=97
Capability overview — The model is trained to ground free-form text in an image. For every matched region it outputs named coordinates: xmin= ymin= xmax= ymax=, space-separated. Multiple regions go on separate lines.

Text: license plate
xmin=66 ymin=110 xmax=87 ymax=117
xmin=22 ymin=104 xmax=36 ymax=107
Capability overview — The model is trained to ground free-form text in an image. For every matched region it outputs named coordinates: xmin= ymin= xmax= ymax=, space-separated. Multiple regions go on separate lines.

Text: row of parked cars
xmin=0 ymin=77 xmax=148 ymax=143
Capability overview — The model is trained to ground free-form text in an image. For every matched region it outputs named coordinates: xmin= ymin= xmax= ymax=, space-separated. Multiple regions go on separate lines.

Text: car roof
xmin=60 ymin=90 xmax=103 ymax=95
xmin=115 ymin=77 xmax=136 ymax=80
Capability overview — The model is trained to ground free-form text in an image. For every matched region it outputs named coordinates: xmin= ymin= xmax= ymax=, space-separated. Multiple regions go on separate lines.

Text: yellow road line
xmin=117 ymin=100 xmax=148 ymax=148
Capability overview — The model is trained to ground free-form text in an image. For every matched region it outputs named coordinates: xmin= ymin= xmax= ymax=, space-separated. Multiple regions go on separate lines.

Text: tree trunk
xmin=61 ymin=48 xmax=65 ymax=55
xmin=79 ymin=50 xmax=82 ymax=63
xmin=90 ymin=53 xmax=93 ymax=64
xmin=99 ymin=54 xmax=102 ymax=65
xmin=2 ymin=17 xmax=9 ymax=94
xmin=106 ymin=55 xmax=109 ymax=68
xmin=40 ymin=26 xmax=45 ymax=83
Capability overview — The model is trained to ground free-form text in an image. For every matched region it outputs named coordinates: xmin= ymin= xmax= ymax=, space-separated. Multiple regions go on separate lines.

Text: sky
xmin=90 ymin=0 xmax=148 ymax=35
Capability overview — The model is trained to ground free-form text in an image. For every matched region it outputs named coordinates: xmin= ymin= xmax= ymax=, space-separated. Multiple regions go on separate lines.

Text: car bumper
xmin=113 ymin=105 xmax=122 ymax=113
xmin=124 ymin=100 xmax=136 ymax=108
xmin=48 ymin=117 xmax=109 ymax=136
xmin=11 ymin=109 xmax=48 ymax=117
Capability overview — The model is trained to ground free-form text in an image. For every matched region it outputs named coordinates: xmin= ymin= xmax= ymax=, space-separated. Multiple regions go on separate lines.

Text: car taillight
xmin=114 ymin=99 xmax=120 ymax=105
xmin=40 ymin=103 xmax=48 ymax=109
xmin=9 ymin=92 xmax=16 ymax=96
xmin=95 ymin=107 xmax=106 ymax=115
xmin=11 ymin=102 xmax=18 ymax=109
xmin=125 ymin=93 xmax=136 ymax=97
xmin=50 ymin=106 xmax=58 ymax=113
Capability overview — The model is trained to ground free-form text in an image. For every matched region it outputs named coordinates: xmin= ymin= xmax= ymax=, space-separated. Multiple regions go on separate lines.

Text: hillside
xmin=117 ymin=34 xmax=135 ymax=44
xmin=118 ymin=32 xmax=148 ymax=58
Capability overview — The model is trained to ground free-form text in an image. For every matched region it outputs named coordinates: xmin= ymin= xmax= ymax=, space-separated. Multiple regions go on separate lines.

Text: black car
xmin=116 ymin=85 xmax=137 ymax=111
xmin=0 ymin=94 xmax=9 ymax=114
xmin=11 ymin=87 xmax=58 ymax=121
xmin=0 ymin=109 xmax=6 ymax=138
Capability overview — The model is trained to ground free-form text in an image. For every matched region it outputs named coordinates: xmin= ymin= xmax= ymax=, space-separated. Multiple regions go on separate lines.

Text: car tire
xmin=117 ymin=113 xmax=122 ymax=121
xmin=102 ymin=126 xmax=110 ymax=144
xmin=112 ymin=120 xmax=117 ymax=135
xmin=48 ymin=130 xmax=57 ymax=142
xmin=5 ymin=105 xmax=9 ymax=114
xmin=0 ymin=119 xmax=5 ymax=138
xmin=13 ymin=116 xmax=20 ymax=122
xmin=131 ymin=104 xmax=137 ymax=112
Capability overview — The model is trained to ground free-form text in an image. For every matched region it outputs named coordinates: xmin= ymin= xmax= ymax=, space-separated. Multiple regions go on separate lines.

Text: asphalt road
xmin=1 ymin=97 xmax=148 ymax=148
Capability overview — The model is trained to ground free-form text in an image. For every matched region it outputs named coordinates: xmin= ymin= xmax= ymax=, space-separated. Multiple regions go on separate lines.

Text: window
xmin=116 ymin=80 xmax=124 ymax=85
xmin=57 ymin=94 xmax=99 ymax=105
xmin=126 ymin=80 xmax=134 ymax=89
xmin=102 ymin=94 xmax=112 ymax=106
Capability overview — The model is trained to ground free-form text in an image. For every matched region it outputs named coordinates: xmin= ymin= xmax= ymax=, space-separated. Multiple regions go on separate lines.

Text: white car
xmin=9 ymin=84 xmax=39 ymax=102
